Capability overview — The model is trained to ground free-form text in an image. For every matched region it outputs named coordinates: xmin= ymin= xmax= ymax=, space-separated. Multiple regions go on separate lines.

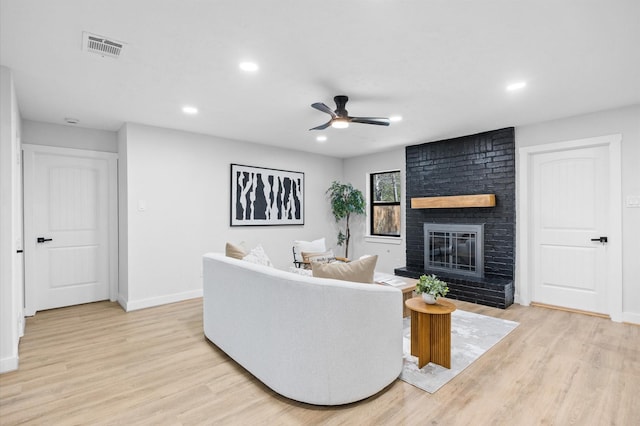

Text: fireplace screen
xmin=424 ymin=223 xmax=484 ymax=278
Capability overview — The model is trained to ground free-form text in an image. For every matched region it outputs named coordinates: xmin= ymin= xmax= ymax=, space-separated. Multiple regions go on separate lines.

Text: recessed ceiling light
xmin=389 ymin=115 xmax=403 ymax=122
xmin=64 ymin=117 xmax=79 ymax=124
xmin=239 ymin=61 xmax=259 ymax=72
xmin=182 ymin=106 xmax=198 ymax=115
xmin=316 ymin=135 xmax=327 ymax=142
xmin=506 ymin=81 xmax=527 ymax=91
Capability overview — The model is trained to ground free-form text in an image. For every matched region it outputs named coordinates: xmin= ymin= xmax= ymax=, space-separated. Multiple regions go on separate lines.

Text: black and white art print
xmin=230 ymin=164 xmax=304 ymax=226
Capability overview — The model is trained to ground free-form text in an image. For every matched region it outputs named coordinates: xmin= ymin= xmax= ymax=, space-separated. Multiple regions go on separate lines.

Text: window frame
xmin=369 ymin=170 xmax=402 ymax=238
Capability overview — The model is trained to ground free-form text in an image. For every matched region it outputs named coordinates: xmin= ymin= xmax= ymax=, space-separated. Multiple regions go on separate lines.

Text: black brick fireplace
xmin=395 ymin=128 xmax=516 ymax=308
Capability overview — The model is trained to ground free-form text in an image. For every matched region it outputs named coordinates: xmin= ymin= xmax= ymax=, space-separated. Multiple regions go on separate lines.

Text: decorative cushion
xmin=300 ymin=249 xmax=336 ymax=270
xmin=225 ymin=242 xmax=247 ymax=260
xmin=302 ymin=250 xmax=336 ymax=264
xmin=292 ymin=237 xmax=326 ymax=262
xmin=311 ymin=255 xmax=378 ymax=284
xmin=242 ymin=244 xmax=274 ymax=267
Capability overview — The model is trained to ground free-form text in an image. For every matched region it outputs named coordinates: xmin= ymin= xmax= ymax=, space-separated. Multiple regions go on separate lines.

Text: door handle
xmin=37 ymin=237 xmax=53 ymax=243
xmin=590 ymin=236 xmax=608 ymax=244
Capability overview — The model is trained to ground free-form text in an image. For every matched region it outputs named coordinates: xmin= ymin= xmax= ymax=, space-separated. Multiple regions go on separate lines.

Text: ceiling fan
xmin=309 ymin=95 xmax=390 ymax=130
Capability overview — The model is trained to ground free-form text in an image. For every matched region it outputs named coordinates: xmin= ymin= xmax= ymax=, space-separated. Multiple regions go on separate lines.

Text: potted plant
xmin=416 ymin=274 xmax=449 ymax=304
xmin=326 ymin=181 xmax=365 ymax=259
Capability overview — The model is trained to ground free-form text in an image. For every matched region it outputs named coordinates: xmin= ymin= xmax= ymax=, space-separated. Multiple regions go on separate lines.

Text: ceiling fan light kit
xmin=331 ymin=118 xmax=349 ymax=129
xmin=310 ymin=95 xmax=390 ymax=131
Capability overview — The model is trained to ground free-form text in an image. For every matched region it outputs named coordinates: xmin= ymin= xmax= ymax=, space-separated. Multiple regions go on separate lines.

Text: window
xmin=370 ymin=171 xmax=401 ymax=237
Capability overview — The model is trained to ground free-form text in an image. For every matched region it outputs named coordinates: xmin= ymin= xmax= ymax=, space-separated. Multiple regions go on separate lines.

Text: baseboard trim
xmin=121 ymin=289 xmax=203 ymax=312
xmin=116 ymin=294 xmax=128 ymax=312
xmin=622 ymin=311 xmax=640 ymax=326
xmin=530 ymin=302 xmax=610 ymax=319
xmin=514 ymin=294 xmax=528 ymax=306
xmin=0 ymin=356 xmax=19 ymax=373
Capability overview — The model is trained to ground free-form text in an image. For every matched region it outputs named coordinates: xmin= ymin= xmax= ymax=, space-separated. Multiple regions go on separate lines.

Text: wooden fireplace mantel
xmin=411 ymin=194 xmax=496 ymax=209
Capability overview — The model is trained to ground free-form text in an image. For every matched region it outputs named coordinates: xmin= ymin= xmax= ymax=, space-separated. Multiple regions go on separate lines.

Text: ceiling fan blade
xmin=350 ymin=117 xmax=391 ymax=126
xmin=311 ymin=102 xmax=338 ymax=118
xmin=309 ymin=120 xmax=333 ymax=131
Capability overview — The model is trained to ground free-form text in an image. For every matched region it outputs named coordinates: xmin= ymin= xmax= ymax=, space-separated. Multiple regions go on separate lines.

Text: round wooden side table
xmin=404 ymin=297 xmax=456 ymax=369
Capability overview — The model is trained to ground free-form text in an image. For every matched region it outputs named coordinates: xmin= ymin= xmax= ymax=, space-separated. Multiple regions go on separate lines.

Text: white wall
xmin=342 ymin=105 xmax=640 ymax=324
xmin=0 ymin=66 xmax=22 ymax=373
xmin=21 ymin=119 xmax=117 ymax=152
xmin=14 ymin=105 xmax=638 ymax=325
xmin=118 ymin=123 xmax=343 ymax=310
xmin=516 ymin=104 xmax=640 ymax=323
xmin=343 ymin=147 xmax=406 ymax=274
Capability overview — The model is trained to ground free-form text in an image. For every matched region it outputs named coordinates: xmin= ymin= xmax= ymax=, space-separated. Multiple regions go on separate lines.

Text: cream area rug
xmin=400 ymin=309 xmax=519 ymax=393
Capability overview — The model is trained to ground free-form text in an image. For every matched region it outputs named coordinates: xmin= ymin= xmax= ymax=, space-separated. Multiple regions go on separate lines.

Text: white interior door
xmin=23 ymin=145 xmax=117 ymax=315
xmin=530 ymin=144 xmax=610 ymax=314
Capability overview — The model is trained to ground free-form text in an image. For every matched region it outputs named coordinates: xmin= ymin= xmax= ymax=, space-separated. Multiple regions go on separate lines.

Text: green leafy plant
xmin=326 ymin=181 xmax=365 ymax=259
xmin=416 ymin=274 xmax=449 ymax=299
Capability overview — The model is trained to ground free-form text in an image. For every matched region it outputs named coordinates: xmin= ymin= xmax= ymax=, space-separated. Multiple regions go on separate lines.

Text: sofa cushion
xmin=293 ymin=237 xmax=326 ymax=263
xmin=225 ymin=242 xmax=247 ymax=260
xmin=311 ymin=255 xmax=378 ymax=283
xmin=242 ymin=244 xmax=273 ymax=267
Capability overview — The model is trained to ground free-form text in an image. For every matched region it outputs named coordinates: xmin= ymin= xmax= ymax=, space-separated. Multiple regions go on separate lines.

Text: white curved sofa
xmin=202 ymin=253 xmax=403 ymax=405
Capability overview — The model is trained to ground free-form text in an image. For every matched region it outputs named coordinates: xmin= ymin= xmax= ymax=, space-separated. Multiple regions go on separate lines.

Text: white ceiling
xmin=1 ymin=0 xmax=639 ymax=158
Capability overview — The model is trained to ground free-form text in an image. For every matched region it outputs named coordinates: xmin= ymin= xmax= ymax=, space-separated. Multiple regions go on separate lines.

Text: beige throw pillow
xmin=311 ymin=255 xmax=378 ymax=284
xmin=225 ymin=242 xmax=247 ymax=260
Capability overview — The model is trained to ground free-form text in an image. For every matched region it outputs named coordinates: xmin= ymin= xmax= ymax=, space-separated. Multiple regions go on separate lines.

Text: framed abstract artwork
xmin=230 ymin=164 xmax=304 ymax=226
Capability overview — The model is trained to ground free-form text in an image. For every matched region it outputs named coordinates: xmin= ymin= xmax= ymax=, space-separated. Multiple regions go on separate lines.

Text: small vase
xmin=422 ymin=293 xmax=437 ymax=304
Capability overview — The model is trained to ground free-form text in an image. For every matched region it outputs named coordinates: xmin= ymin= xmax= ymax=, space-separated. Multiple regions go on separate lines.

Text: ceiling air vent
xmin=82 ymin=31 xmax=125 ymax=59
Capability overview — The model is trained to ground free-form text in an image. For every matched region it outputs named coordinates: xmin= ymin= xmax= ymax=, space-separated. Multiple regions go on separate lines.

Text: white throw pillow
xmin=288 ymin=266 xmax=313 ymax=277
xmin=242 ymin=244 xmax=274 ymax=267
xmin=292 ymin=237 xmax=326 ymax=262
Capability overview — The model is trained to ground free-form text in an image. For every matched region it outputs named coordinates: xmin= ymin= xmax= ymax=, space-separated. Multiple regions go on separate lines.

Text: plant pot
xmin=422 ymin=293 xmax=437 ymax=304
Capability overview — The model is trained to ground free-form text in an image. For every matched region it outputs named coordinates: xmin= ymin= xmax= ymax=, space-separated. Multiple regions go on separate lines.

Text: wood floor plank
xmin=1 ymin=298 xmax=638 ymax=425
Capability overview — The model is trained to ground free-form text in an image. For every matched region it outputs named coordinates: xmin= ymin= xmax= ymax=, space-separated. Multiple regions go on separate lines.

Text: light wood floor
xmin=1 ymin=298 xmax=638 ymax=425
